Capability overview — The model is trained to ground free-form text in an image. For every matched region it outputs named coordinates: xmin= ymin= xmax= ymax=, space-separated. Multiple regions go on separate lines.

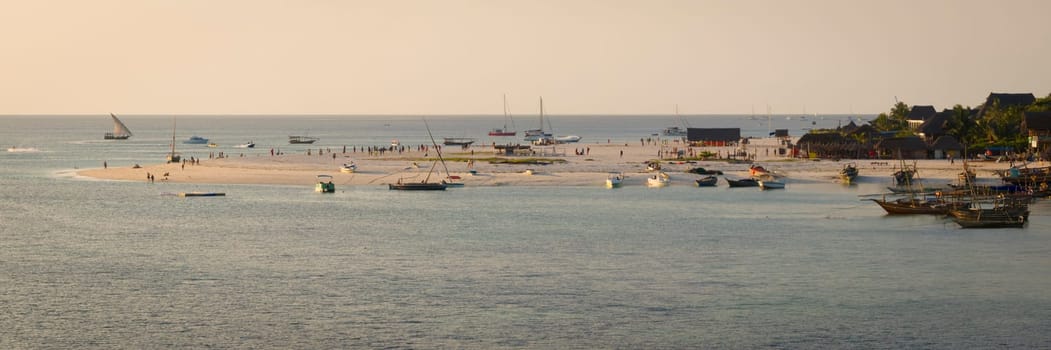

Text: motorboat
xmin=647 ymin=172 xmax=670 ymax=187
xmin=606 ymin=173 xmax=624 ymax=188
xmin=340 ymin=162 xmax=357 ymax=173
xmin=315 ymin=175 xmax=335 ymax=193
xmin=234 ymin=141 xmax=255 ymax=148
xmin=662 ymin=126 xmax=686 ymax=137
xmin=758 ymin=180 xmax=785 ymax=190
xmin=555 ymin=135 xmax=581 ymax=143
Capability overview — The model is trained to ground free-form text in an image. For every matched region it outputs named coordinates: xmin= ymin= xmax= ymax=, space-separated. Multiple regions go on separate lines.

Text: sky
xmin=1 ymin=0 xmax=1048 ymax=115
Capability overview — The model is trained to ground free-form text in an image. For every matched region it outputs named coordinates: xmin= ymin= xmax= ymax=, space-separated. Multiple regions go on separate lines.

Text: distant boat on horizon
xmin=104 ymin=113 xmax=133 ymax=140
xmin=184 ymin=135 xmax=209 ymax=144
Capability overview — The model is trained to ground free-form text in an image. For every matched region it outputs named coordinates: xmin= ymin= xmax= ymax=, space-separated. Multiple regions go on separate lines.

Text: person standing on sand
xmin=620 ymin=150 xmax=623 ymax=158
xmin=103 ymin=161 xmax=107 ymax=169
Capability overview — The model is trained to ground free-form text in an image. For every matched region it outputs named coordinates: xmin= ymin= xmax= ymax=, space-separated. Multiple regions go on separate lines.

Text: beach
xmin=77 ymin=139 xmax=1035 ymax=188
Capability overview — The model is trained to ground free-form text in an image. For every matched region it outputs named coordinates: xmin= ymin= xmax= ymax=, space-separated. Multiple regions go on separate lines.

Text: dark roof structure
xmin=850 ymin=124 xmax=878 ymax=138
xmin=907 ymin=105 xmax=937 ymax=121
xmin=979 ymin=92 xmax=1036 ymax=118
xmin=930 ymin=135 xmax=964 ymax=151
xmin=773 ymin=129 xmax=789 ymax=137
xmin=876 ymin=136 xmax=928 ymax=151
xmin=797 ymin=133 xmax=850 ymax=144
xmin=686 ymin=128 xmax=740 ymax=142
xmin=919 ymin=110 xmax=951 ymax=136
xmin=1023 ymin=111 xmax=1051 ymax=132
xmin=840 ymin=120 xmax=859 ymax=133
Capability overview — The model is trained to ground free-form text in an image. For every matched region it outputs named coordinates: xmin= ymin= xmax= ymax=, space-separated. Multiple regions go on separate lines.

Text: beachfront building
xmin=930 ymin=135 xmax=965 ymax=159
xmin=1022 ymin=110 xmax=1051 ymax=157
xmin=686 ymin=128 xmax=740 ymax=147
xmin=917 ymin=109 xmax=952 ymax=143
xmin=796 ymin=132 xmax=860 ymax=159
xmin=875 ymin=136 xmax=928 ymax=159
xmin=977 ymin=92 xmax=1036 ymax=118
xmin=906 ymin=105 xmax=937 ymax=131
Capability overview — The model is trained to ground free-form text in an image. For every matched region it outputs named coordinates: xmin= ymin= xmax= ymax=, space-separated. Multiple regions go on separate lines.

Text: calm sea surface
xmin=2 ymin=115 xmax=1050 ymax=349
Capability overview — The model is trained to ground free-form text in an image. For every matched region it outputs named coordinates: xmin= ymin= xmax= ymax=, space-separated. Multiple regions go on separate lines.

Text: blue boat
xmin=183 ymin=135 xmax=208 ymax=144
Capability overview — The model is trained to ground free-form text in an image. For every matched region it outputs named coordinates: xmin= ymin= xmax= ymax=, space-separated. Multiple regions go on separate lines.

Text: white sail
xmin=105 ymin=113 xmax=133 ymax=139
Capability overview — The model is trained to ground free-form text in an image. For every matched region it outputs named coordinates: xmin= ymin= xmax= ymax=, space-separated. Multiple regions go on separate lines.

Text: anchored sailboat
xmin=104 ymin=113 xmax=133 ymax=140
xmin=489 ymin=94 xmax=517 ymax=136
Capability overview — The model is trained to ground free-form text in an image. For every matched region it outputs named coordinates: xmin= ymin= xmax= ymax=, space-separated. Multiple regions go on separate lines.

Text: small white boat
xmin=758 ymin=180 xmax=785 ymax=190
xmin=555 ymin=135 xmax=581 ymax=143
xmin=340 ymin=162 xmax=357 ymax=173
xmin=391 ymin=139 xmax=401 ymax=147
xmin=207 ymin=142 xmax=219 ymax=148
xmin=606 ymin=173 xmax=624 ymax=188
xmin=647 ymin=172 xmax=670 ymax=187
xmin=234 ymin=141 xmax=255 ymax=148
xmin=315 ymin=175 xmax=335 ymax=193
xmin=523 ymin=169 xmax=535 ymax=176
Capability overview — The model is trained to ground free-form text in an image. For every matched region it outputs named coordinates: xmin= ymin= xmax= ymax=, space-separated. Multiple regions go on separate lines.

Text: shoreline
xmin=76 ymin=141 xmax=1043 ymax=188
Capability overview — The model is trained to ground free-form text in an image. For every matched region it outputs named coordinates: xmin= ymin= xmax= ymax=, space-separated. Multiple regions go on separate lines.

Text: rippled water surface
xmin=2 ymin=116 xmax=1050 ymax=349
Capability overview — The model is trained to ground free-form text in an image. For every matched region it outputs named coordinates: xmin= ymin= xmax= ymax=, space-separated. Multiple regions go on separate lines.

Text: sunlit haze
xmin=2 ymin=0 xmax=1048 ymax=115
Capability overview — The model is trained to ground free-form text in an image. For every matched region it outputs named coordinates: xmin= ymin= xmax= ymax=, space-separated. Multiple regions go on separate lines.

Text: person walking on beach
xmin=103 ymin=161 xmax=107 ymax=169
xmin=620 ymin=150 xmax=624 ymax=158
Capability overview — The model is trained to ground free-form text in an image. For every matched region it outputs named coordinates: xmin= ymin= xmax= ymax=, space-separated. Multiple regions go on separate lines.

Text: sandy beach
xmin=76 ymin=139 xmax=1043 ymax=189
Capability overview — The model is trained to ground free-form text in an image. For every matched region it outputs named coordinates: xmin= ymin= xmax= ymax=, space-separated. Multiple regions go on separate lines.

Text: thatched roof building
xmin=876 ymin=136 xmax=928 ymax=159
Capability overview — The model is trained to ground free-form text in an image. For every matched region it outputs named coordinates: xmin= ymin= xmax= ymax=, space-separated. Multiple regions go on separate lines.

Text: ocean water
xmin=2 ymin=115 xmax=1050 ymax=349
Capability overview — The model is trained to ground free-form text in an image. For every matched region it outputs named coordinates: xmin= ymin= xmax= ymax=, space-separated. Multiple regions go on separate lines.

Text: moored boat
xmin=758 ymin=180 xmax=785 ymax=190
xmin=315 ymin=175 xmax=335 ymax=193
xmin=726 ymin=178 xmax=759 ymax=188
xmin=606 ymin=173 xmax=624 ymax=188
xmin=839 ymin=163 xmax=859 ymax=184
xmin=870 ymin=196 xmax=953 ymax=215
xmin=647 ymin=172 xmax=670 ymax=187
xmin=443 ymin=137 xmax=476 ymax=146
xmin=950 ymin=206 xmax=1029 ymax=228
xmin=340 ymin=162 xmax=357 ymax=173
xmin=695 ymin=176 xmax=718 ymax=187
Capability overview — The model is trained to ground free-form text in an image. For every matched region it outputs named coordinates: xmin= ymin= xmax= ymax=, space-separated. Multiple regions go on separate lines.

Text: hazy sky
xmin=2 ymin=0 xmax=1048 ymax=115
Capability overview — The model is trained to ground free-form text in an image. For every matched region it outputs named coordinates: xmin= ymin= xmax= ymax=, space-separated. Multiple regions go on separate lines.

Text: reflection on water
xmin=1 ymin=116 xmax=1050 ymax=348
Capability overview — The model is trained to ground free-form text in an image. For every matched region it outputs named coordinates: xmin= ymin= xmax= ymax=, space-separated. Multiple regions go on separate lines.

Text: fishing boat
xmin=390 ymin=118 xmax=450 ymax=191
xmin=647 ymin=172 xmax=670 ymax=187
xmin=315 ymin=175 xmax=335 ymax=193
xmin=893 ymin=161 xmax=917 ymax=186
xmin=340 ymin=162 xmax=357 ymax=173
xmin=869 ymin=196 xmax=953 ymax=215
xmin=749 ymin=164 xmax=771 ymax=177
xmin=758 ymin=180 xmax=785 ymax=190
xmin=234 ymin=141 xmax=255 ymax=148
xmin=839 ymin=163 xmax=859 ymax=184
xmin=289 ymin=135 xmax=318 ymax=144
xmin=686 ymin=167 xmax=723 ymax=175
xmin=442 ymin=137 xmax=476 ymax=146
xmin=184 ymin=135 xmax=208 ymax=144
xmin=950 ymin=201 xmax=1029 ymax=228
xmin=646 ymin=161 xmax=662 ymax=172
xmin=104 ymin=113 xmax=133 ymax=140
xmin=606 ymin=173 xmax=624 ymax=188
xmin=695 ymin=176 xmax=718 ymax=187
xmin=489 ymin=94 xmax=517 ymax=136
xmin=726 ymin=178 xmax=759 ymax=188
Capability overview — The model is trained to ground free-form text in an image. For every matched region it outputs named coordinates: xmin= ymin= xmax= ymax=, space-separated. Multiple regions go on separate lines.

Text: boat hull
xmin=726 ymin=179 xmax=759 ymax=187
xmin=389 ymin=183 xmax=447 ymax=191
xmin=488 ymin=131 xmax=516 ymax=136
xmin=870 ymin=199 xmax=951 ymax=215
xmin=695 ymin=176 xmax=718 ymax=187
xmin=104 ymin=133 xmax=130 ymax=140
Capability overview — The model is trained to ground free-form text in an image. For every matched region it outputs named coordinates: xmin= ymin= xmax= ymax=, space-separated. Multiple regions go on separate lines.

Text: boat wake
xmin=6 ymin=147 xmax=40 ymax=153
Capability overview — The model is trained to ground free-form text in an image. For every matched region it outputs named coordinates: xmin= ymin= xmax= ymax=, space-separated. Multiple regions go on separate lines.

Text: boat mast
xmin=170 ymin=117 xmax=177 ymax=157
xmin=423 ymin=118 xmax=451 ymax=182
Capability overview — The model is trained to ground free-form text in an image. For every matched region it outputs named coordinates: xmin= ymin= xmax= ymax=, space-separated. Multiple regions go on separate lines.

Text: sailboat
xmin=389 ymin=118 xmax=449 ymax=191
xmin=661 ymin=105 xmax=689 ymax=137
xmin=104 ymin=113 xmax=133 ymax=140
xmin=523 ymin=97 xmax=552 ymax=142
xmin=166 ymin=117 xmax=181 ymax=163
xmin=489 ymin=94 xmax=517 ymax=136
